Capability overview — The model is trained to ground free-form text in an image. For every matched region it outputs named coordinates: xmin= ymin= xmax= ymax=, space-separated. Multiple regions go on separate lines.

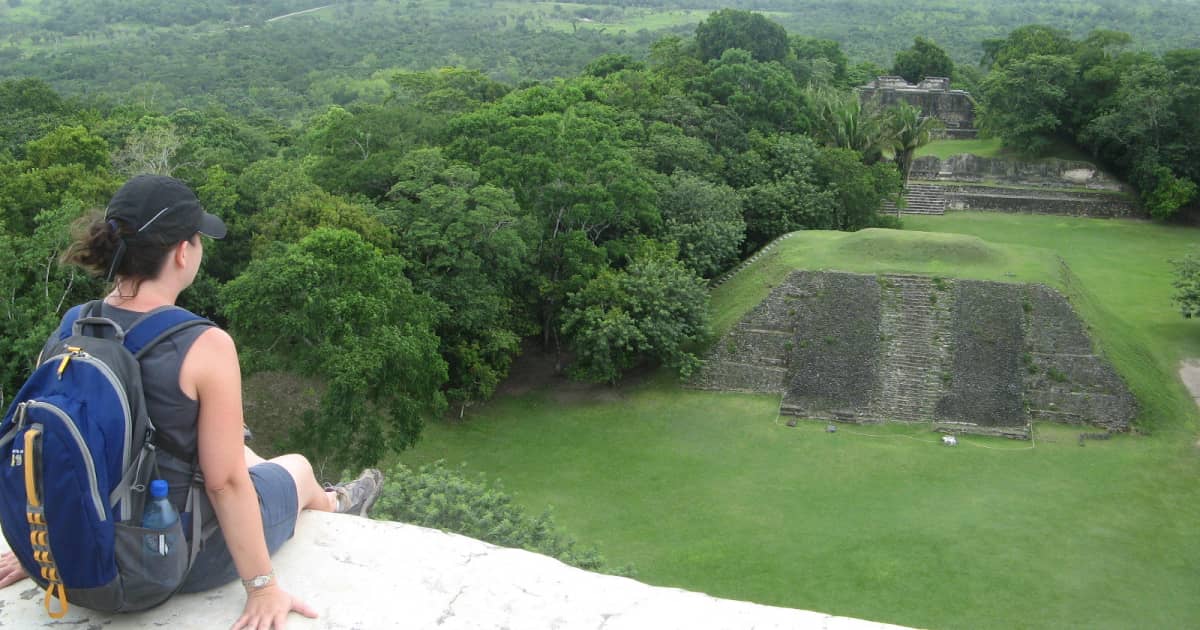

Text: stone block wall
xmin=935 ymin=281 xmax=1027 ymax=433
xmin=1021 ymin=285 xmax=1137 ymax=430
xmin=941 ymin=186 xmax=1141 ymax=218
xmin=859 ymin=77 xmax=975 ymax=132
xmin=688 ymin=272 xmax=803 ymax=393
xmin=780 ymin=272 xmax=883 ymax=420
xmin=911 ymin=155 xmax=1125 ymax=191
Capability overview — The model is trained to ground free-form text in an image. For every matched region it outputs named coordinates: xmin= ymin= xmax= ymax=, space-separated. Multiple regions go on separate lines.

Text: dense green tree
xmin=813 ymin=148 xmax=903 ymax=230
xmin=1133 ymin=163 xmax=1197 ymax=220
xmin=25 ymin=124 xmax=109 ymax=172
xmin=891 ymin=37 xmax=955 ymax=83
xmin=231 ymin=157 xmax=393 ymax=255
xmin=0 ymin=78 xmax=73 ymax=156
xmin=384 ymin=148 xmax=536 ymax=411
xmin=389 ymin=66 xmax=510 ymax=116
xmin=0 ymin=126 xmax=114 ymax=236
xmin=978 ymin=54 xmax=1078 ymax=155
xmin=167 ymin=107 xmax=275 ymax=178
xmin=982 ymin=25 xmax=1076 ymax=70
xmin=582 ymin=53 xmax=645 ymax=78
xmin=656 ymin=171 xmax=744 ymax=279
xmin=447 ymin=83 xmax=658 ymax=346
xmin=561 ymin=243 xmax=709 ymax=384
xmin=731 ymin=133 xmax=837 ymax=246
xmin=789 ymin=36 xmax=849 ymax=88
xmin=1081 ymin=60 xmax=1197 ymax=218
xmin=301 ymin=104 xmax=438 ymax=199
xmin=639 ymin=121 xmax=723 ymax=179
xmin=221 ymin=228 xmax=447 ymax=468
xmin=646 ymin=35 xmax=707 ymax=87
xmin=699 ymin=49 xmax=807 ymax=134
xmin=694 ymin=9 xmax=789 ymax=63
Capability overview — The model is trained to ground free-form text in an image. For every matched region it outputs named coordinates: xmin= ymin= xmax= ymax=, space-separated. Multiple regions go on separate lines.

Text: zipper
xmin=25 ymin=403 xmax=107 ymax=522
xmin=44 ymin=352 xmax=132 ymax=475
xmin=0 ymin=402 xmax=25 ymax=451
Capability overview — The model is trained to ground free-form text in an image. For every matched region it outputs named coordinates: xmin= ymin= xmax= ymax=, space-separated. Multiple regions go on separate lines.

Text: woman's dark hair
xmin=61 ymin=211 xmax=178 ymax=296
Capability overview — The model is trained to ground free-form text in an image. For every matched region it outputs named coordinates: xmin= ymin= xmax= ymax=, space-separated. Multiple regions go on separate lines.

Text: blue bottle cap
xmin=149 ymin=479 xmax=169 ymax=498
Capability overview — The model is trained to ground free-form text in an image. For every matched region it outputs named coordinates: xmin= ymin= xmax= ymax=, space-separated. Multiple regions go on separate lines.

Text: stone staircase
xmin=867 ymin=274 xmax=955 ymax=422
xmin=881 ymin=183 xmax=946 ymax=215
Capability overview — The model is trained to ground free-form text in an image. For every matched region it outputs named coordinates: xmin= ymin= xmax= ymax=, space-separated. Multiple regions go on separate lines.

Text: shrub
xmin=373 ymin=461 xmax=632 ymax=576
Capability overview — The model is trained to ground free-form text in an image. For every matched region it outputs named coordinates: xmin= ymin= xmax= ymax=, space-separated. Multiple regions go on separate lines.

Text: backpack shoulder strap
xmin=123 ymin=306 xmax=214 ymax=359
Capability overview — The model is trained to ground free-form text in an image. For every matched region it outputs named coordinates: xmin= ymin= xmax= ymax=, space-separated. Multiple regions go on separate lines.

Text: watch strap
xmin=242 ymin=570 xmax=276 ymax=591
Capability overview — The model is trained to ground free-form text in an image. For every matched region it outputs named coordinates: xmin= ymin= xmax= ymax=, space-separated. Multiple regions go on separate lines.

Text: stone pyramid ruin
xmin=690 ymin=271 xmax=1136 ymax=438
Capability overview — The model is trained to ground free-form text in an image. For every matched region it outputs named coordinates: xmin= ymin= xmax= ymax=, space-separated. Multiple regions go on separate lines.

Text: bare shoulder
xmin=190 ymin=326 xmax=238 ymax=358
xmin=180 ymin=327 xmax=240 ymax=398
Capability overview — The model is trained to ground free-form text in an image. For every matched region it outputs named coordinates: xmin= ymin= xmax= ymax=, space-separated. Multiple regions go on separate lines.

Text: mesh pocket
xmin=113 ymin=519 xmax=188 ymax=611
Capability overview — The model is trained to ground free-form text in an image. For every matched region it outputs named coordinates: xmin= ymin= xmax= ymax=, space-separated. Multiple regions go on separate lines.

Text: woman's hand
xmin=230 ymin=583 xmax=318 ymax=630
xmin=0 ymin=551 xmax=29 ymax=588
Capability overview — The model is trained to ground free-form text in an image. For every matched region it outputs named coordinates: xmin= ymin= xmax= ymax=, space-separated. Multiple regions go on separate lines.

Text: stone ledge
xmin=1 ymin=511 xmax=912 ymax=629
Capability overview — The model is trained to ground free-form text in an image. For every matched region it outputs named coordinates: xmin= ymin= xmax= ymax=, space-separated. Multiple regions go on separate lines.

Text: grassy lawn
xmin=915 ymin=137 xmax=1004 ymax=159
xmin=401 ymin=215 xmax=1200 ymax=629
xmin=915 ymin=137 xmax=1096 ymax=164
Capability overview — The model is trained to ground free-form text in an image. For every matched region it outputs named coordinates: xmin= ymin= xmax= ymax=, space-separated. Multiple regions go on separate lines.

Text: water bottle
xmin=142 ymin=479 xmax=178 ymax=556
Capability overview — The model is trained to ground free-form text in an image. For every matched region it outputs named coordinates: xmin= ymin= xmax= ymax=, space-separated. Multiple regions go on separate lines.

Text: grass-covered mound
xmin=401 ymin=214 xmax=1200 ymax=630
xmin=710 ymin=228 xmax=1056 ymax=337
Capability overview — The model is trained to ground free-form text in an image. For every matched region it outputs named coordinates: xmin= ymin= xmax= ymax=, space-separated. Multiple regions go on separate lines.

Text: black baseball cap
xmin=105 ymin=174 xmax=227 ymax=243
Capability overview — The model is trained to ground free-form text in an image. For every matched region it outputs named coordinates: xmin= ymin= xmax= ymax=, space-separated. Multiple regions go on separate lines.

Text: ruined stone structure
xmin=906 ymin=154 xmax=1143 ymax=218
xmin=691 ymin=271 xmax=1135 ymax=438
xmin=858 ymin=76 xmax=976 ymax=138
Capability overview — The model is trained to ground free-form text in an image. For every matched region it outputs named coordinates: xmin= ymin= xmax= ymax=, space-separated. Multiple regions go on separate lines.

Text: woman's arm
xmin=184 ymin=327 xmax=316 ymax=630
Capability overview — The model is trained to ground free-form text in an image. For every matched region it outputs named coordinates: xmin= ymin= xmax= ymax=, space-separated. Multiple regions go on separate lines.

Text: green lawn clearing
xmin=400 ymin=214 xmax=1200 ymax=630
xmin=915 ymin=137 xmax=1096 ymax=164
xmin=914 ymin=137 xmax=1004 ymax=159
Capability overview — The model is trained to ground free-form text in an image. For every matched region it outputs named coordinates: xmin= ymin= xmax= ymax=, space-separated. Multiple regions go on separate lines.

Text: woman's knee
xmin=267 ymin=453 xmax=316 ymax=482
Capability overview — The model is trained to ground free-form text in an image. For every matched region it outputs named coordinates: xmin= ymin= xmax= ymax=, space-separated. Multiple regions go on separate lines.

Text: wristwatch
xmin=242 ymin=570 xmax=275 ymax=591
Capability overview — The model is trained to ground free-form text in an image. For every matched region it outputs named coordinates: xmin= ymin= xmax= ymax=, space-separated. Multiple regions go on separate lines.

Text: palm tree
xmin=807 ymin=88 xmax=890 ymax=164
xmin=887 ymin=102 xmax=944 ymax=186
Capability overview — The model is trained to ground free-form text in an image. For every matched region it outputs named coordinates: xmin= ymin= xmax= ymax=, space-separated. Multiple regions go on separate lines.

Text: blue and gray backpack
xmin=0 ymin=300 xmax=211 ymax=617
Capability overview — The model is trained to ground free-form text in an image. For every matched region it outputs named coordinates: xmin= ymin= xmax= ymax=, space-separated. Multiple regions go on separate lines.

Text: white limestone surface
xmin=0 ymin=512 xmax=913 ymax=629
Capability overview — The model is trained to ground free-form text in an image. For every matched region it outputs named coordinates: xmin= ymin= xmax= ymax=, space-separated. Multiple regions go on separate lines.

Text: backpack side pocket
xmin=111 ymin=518 xmax=188 ymax=611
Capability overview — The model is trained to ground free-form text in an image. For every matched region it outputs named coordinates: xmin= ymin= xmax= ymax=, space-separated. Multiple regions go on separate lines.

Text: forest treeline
xmin=3 ymin=0 xmax=1199 ymax=120
xmin=1 ymin=10 xmax=1196 ymax=467
xmin=977 ymin=26 xmax=1199 ymax=217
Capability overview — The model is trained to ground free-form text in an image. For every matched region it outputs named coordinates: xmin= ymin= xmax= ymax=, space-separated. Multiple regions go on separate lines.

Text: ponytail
xmin=61 ymin=211 xmax=175 ymax=296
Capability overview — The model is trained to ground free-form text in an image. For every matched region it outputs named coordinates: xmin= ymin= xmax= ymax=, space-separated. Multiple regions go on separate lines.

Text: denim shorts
xmin=178 ymin=462 xmax=299 ymax=593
